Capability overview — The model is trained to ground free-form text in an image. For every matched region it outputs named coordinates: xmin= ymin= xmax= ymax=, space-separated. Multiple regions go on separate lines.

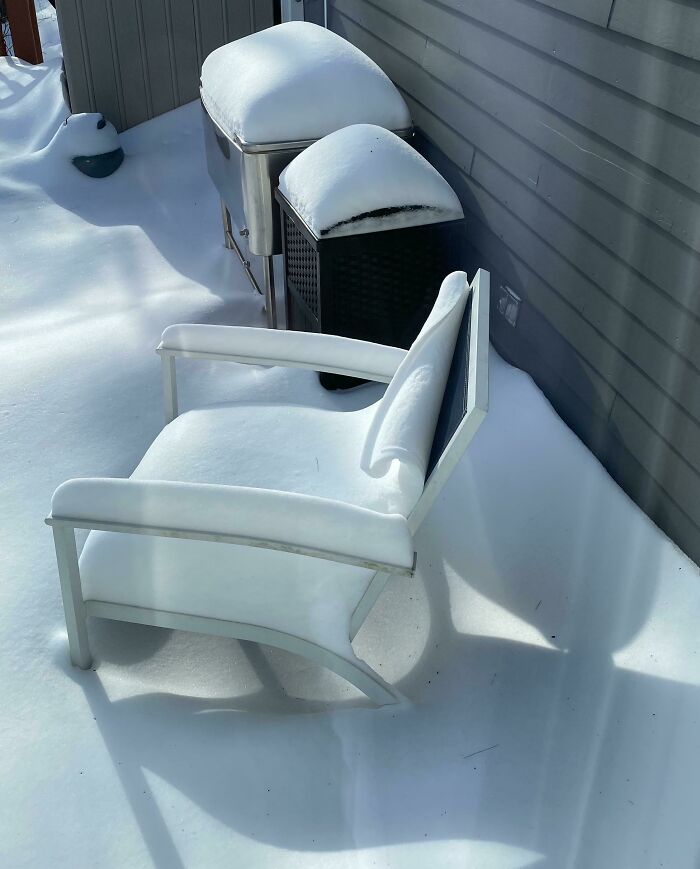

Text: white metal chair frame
xmin=46 ymin=270 xmax=489 ymax=705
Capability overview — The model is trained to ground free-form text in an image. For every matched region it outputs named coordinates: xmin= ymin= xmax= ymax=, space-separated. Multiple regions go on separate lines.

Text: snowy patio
xmin=2 ymin=13 xmax=700 ymax=869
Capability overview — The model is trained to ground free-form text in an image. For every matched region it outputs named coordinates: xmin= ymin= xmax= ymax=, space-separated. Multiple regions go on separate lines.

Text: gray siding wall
xmin=57 ymin=0 xmax=275 ymax=131
xmin=328 ymin=0 xmax=700 ymax=564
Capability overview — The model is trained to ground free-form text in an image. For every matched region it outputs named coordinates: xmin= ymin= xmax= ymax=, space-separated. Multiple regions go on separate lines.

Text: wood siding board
xmin=140 ymin=0 xmax=176 ymax=117
xmin=330 ymin=8 xmax=544 ymax=185
xmin=462 ymin=167 xmax=700 ymax=419
xmin=224 ymin=0 xmax=252 ymax=42
xmin=110 ymin=0 xmax=150 ymax=128
xmin=604 ymin=435 xmax=700 ymax=568
xmin=419 ymin=30 xmax=700 ymax=199
xmin=470 ymin=151 xmax=700 ymax=359
xmin=55 ymin=0 xmax=93 ymax=113
xmin=610 ymin=396 xmax=700 ymax=523
xmin=371 ymin=0 xmax=700 ymax=127
xmin=425 ymin=37 xmax=700 ymax=252
xmin=340 ymin=2 xmax=700 ymax=254
xmin=196 ymin=0 xmax=225 ymax=65
xmin=531 ymin=0 xmax=613 ymax=28
xmin=461 ymin=205 xmax=700 ymax=441
xmin=610 ymin=0 xmax=700 ymax=62
xmin=405 ymin=95 xmax=476 ymax=174
xmin=534 ymin=158 xmax=700 ymax=316
xmin=169 ymin=0 xmax=200 ymax=104
xmin=543 ymin=61 xmax=700 ymax=196
xmin=79 ymin=0 xmax=124 ymax=129
xmin=251 ymin=0 xmax=274 ymax=30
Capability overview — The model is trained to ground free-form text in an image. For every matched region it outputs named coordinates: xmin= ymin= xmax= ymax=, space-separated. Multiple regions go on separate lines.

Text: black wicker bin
xmin=276 ymin=190 xmax=466 ymax=388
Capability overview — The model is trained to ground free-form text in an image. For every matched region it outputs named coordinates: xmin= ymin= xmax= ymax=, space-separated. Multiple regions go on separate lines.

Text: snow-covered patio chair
xmin=46 ymin=270 xmax=489 ymax=705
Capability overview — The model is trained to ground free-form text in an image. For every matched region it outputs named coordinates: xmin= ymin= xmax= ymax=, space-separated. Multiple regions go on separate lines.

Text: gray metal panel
xmin=111 ymin=0 xmax=151 ymax=128
xmin=140 ymin=0 xmax=176 ymax=119
xmin=79 ymin=0 xmax=124 ymax=129
xmin=55 ymin=0 xmax=93 ymax=113
xmin=58 ymin=0 xmax=271 ymax=131
xmin=223 ymin=0 xmax=252 ymax=42
xmin=195 ymin=0 xmax=225 ymax=65
xmin=169 ymin=0 xmax=200 ymax=104
xmin=251 ymin=0 xmax=275 ymax=30
xmin=610 ymin=0 xmax=700 ymax=62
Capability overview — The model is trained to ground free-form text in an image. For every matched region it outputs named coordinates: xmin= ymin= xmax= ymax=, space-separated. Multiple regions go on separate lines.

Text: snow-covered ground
xmin=1 ymin=15 xmax=700 ymax=869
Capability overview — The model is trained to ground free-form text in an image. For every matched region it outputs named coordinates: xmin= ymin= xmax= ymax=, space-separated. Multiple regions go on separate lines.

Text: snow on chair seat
xmin=46 ymin=270 xmax=490 ymax=705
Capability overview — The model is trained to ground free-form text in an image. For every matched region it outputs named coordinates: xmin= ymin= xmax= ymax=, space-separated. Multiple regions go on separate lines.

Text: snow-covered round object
xmin=49 ymin=113 xmax=120 ymax=158
xmin=47 ymin=113 xmax=123 ymax=177
xmin=279 ymin=124 xmax=464 ymax=238
xmin=200 ymin=22 xmax=411 ymax=145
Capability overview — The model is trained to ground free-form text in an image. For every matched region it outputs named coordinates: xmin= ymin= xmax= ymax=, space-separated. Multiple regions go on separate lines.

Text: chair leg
xmin=52 ymin=525 xmax=92 ymax=669
xmin=350 ymin=572 xmax=390 ymax=641
xmin=323 ymin=648 xmax=401 ymax=706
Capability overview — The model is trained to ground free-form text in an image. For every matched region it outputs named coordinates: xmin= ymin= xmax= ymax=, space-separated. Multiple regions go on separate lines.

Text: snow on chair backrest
xmin=409 ymin=268 xmax=490 ymax=533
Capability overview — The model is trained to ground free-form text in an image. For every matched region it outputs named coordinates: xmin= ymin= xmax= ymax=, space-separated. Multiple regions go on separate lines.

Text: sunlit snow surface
xmin=1 ymin=16 xmax=700 ymax=869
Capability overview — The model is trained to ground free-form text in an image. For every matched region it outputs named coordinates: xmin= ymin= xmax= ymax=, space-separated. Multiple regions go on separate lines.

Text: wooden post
xmin=6 ymin=0 xmax=43 ymax=64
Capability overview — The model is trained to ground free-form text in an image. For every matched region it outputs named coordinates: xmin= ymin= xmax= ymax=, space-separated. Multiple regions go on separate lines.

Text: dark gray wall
xmin=57 ymin=0 xmax=275 ymax=131
xmin=329 ymin=0 xmax=700 ymax=564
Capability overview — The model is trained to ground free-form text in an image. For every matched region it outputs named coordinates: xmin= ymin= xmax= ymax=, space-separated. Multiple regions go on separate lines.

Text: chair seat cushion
xmin=79 ymin=400 xmax=421 ymax=653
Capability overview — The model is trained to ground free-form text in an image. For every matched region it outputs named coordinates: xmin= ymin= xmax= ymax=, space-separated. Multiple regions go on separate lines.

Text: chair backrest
xmin=409 ymin=268 xmax=490 ymax=532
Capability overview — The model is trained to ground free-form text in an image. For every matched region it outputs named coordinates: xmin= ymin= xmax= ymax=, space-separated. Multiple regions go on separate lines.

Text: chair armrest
xmin=157 ymin=324 xmax=407 ymax=383
xmin=47 ymin=478 xmax=415 ymax=576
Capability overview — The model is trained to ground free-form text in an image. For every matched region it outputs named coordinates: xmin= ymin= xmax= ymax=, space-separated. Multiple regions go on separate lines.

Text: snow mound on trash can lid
xmin=200 ymin=22 xmax=411 ymax=144
xmin=278 ymin=124 xmax=464 ymax=239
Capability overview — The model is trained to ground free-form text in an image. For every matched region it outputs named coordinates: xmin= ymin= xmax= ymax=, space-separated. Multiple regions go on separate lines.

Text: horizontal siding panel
xmin=531 ymin=0 xmax=613 ymax=27
xmin=610 ymin=396 xmax=700 ymax=525
xmin=335 ymin=0 xmax=700 ymax=256
xmin=388 ymin=0 xmax=700 ymax=126
xmin=604 ymin=433 xmax=700 ymax=567
xmin=368 ymin=2 xmax=700 ymax=194
xmin=460 ymin=203 xmax=700 ymax=468
xmin=533 ymin=158 xmax=700 ymax=317
xmin=460 ymin=169 xmax=700 ymax=422
xmin=426 ymin=37 xmax=700 ymax=253
xmin=610 ymin=0 xmax=700 ymax=62
xmin=470 ymin=151 xmax=700 ymax=364
xmin=420 ymin=29 xmax=700 ymax=198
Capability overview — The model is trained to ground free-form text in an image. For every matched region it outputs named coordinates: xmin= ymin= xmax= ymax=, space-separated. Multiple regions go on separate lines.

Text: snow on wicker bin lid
xmin=200 ymin=22 xmax=411 ymax=145
xmin=278 ymin=124 xmax=464 ymax=239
